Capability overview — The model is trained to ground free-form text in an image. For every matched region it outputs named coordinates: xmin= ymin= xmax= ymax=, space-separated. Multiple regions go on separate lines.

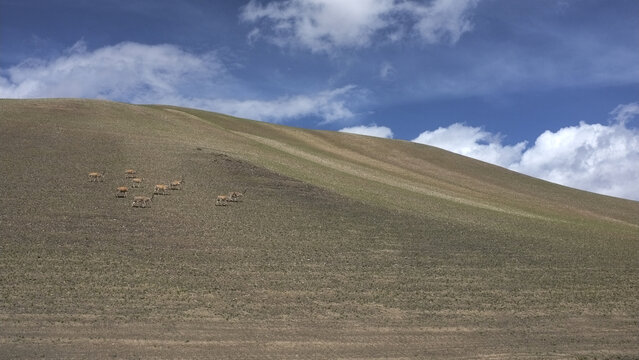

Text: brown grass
xmin=0 ymin=99 xmax=637 ymax=359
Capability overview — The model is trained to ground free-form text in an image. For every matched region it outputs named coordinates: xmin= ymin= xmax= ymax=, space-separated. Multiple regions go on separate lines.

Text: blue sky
xmin=1 ymin=0 xmax=638 ymax=200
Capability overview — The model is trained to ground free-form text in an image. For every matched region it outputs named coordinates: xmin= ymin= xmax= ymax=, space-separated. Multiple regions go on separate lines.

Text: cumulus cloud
xmin=240 ymin=0 xmax=479 ymax=53
xmin=0 ymin=41 xmax=357 ymax=124
xmin=412 ymin=103 xmax=639 ymax=200
xmin=413 ymin=123 xmax=527 ymax=167
xmin=339 ymin=124 xmax=393 ymax=138
xmin=510 ymin=104 xmax=639 ymax=200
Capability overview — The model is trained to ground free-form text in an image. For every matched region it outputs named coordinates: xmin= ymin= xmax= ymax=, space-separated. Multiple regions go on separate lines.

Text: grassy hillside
xmin=0 ymin=98 xmax=637 ymax=359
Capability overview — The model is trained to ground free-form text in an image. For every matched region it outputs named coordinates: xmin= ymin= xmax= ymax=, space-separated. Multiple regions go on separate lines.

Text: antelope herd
xmin=88 ymin=169 xmax=245 ymax=209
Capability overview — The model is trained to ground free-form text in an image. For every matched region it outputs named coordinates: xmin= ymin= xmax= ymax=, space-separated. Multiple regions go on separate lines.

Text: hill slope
xmin=1 ymin=99 xmax=637 ymax=359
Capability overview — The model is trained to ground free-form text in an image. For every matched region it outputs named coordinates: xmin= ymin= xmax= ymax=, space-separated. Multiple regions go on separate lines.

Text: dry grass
xmin=0 ymin=99 xmax=637 ymax=359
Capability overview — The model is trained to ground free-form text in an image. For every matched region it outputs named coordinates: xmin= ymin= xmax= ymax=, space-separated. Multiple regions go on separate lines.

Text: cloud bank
xmin=240 ymin=0 xmax=479 ymax=53
xmin=339 ymin=124 xmax=393 ymax=138
xmin=0 ymin=41 xmax=357 ymax=124
xmin=412 ymin=103 xmax=639 ymax=200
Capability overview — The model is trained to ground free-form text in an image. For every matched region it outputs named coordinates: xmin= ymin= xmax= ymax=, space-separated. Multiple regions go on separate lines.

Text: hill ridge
xmin=152 ymin=102 xmax=638 ymax=228
xmin=1 ymin=98 xmax=638 ymax=358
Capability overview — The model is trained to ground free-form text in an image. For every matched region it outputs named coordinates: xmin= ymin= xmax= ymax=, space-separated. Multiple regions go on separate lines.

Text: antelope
xmin=154 ymin=184 xmax=169 ymax=195
xmin=132 ymin=193 xmax=155 ymax=208
xmin=131 ymin=177 xmax=143 ymax=188
xmin=125 ymin=169 xmax=137 ymax=178
xmin=115 ymin=186 xmax=128 ymax=198
xmin=215 ymin=195 xmax=229 ymax=206
xmin=170 ymin=176 xmax=185 ymax=190
xmin=88 ymin=171 xmax=105 ymax=182
xmin=228 ymin=188 xmax=247 ymax=202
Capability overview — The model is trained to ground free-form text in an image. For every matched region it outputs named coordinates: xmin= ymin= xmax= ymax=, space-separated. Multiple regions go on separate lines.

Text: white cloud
xmin=241 ymin=0 xmax=394 ymax=52
xmin=339 ymin=124 xmax=393 ymax=138
xmin=412 ymin=103 xmax=639 ymax=200
xmin=199 ymin=85 xmax=358 ymax=123
xmin=400 ymin=0 xmax=479 ymax=44
xmin=0 ymin=41 xmax=224 ymax=101
xmin=0 ymin=41 xmax=357 ymax=124
xmin=510 ymin=104 xmax=639 ymax=200
xmin=413 ymin=123 xmax=527 ymax=167
xmin=610 ymin=102 xmax=639 ymax=126
xmin=240 ymin=0 xmax=479 ymax=53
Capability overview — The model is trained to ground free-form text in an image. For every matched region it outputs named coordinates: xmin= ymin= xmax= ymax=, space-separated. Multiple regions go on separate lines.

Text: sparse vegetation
xmin=0 ymin=99 xmax=637 ymax=359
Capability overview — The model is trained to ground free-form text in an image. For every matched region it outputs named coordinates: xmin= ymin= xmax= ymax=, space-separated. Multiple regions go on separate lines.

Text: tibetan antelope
xmin=154 ymin=184 xmax=169 ymax=195
xmin=115 ymin=186 xmax=128 ymax=198
xmin=170 ymin=176 xmax=185 ymax=190
xmin=132 ymin=193 xmax=155 ymax=208
xmin=228 ymin=188 xmax=247 ymax=202
xmin=215 ymin=195 xmax=229 ymax=206
xmin=131 ymin=177 xmax=143 ymax=188
xmin=88 ymin=171 xmax=105 ymax=182
xmin=125 ymin=169 xmax=137 ymax=178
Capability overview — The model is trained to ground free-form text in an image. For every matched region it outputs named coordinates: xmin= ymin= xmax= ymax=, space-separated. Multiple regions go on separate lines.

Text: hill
xmin=0 ymin=98 xmax=637 ymax=359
